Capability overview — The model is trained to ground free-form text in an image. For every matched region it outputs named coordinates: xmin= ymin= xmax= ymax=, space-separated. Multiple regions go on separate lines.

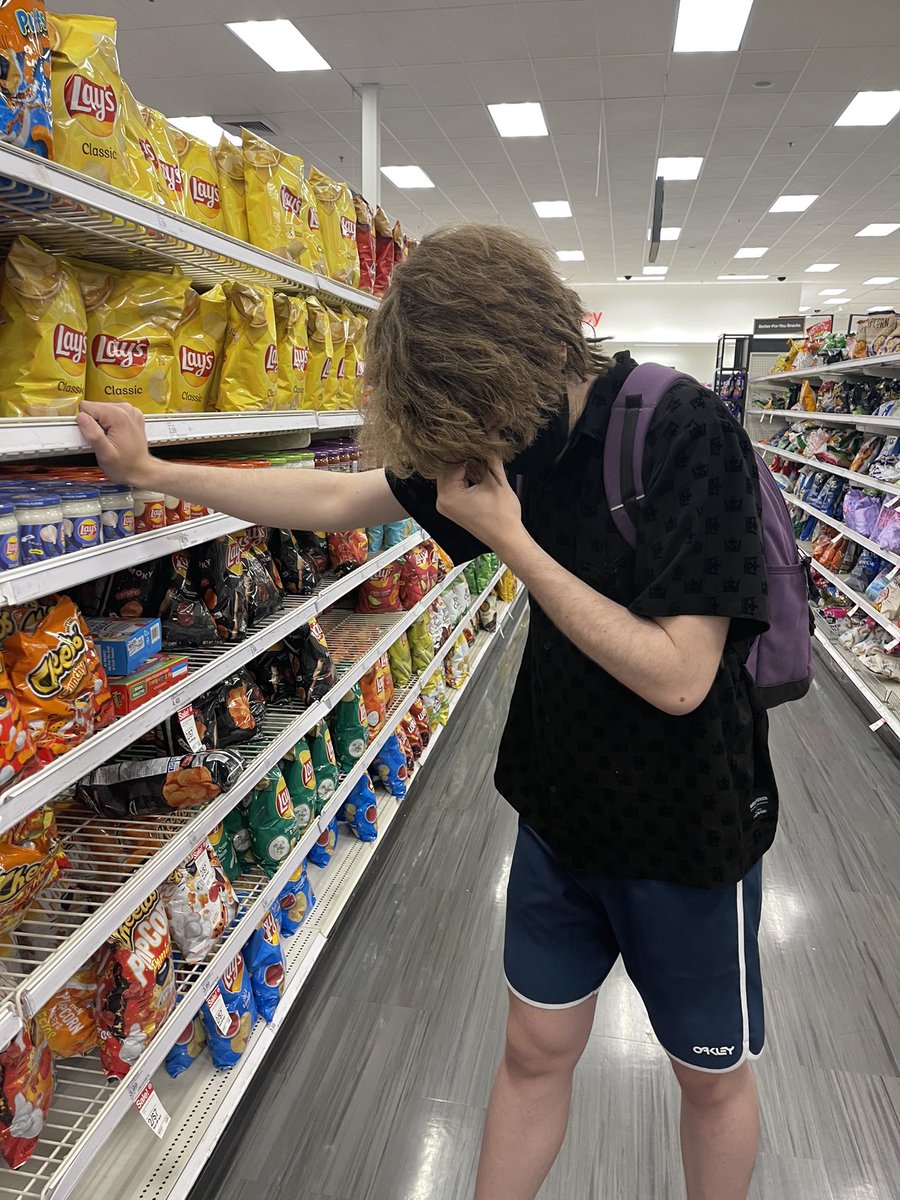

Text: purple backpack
xmin=603 ymin=363 xmax=814 ymax=708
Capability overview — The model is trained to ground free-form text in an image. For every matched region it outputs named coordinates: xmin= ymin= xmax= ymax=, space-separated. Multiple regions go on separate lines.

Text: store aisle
xmin=192 ymin=618 xmax=899 ymax=1200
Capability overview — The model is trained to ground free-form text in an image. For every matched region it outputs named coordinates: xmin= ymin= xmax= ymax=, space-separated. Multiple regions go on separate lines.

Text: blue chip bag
xmin=200 ymin=951 xmax=258 ymax=1069
xmin=384 ymin=518 xmax=414 ymax=548
xmin=277 ymin=861 xmax=316 ymax=936
xmin=340 ymin=775 xmax=379 ymax=842
xmin=165 ymin=1009 xmax=206 ymax=1079
xmin=367 ymin=525 xmax=385 ymax=554
xmin=308 ymin=817 xmax=338 ymax=867
xmin=0 ymin=2 xmax=53 ymax=158
xmin=244 ymin=902 xmax=285 ymax=1022
xmin=371 ymin=734 xmax=408 ymax=799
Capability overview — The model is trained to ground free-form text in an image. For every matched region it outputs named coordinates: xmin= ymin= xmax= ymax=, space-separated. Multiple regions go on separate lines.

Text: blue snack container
xmin=12 ymin=492 xmax=65 ymax=562
xmin=0 ymin=501 xmax=20 ymax=572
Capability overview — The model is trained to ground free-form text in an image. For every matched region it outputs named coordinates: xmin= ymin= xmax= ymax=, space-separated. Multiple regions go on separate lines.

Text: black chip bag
xmin=195 ymin=536 xmax=249 ymax=642
xmin=247 ymin=641 xmax=296 ymax=703
xmin=75 ymin=750 xmax=244 ymax=818
xmin=268 ymin=528 xmax=319 ymax=596
xmin=159 ymin=552 xmax=218 ymax=647
xmin=293 ymin=531 xmax=329 ymax=576
xmin=243 ymin=534 xmax=284 ymax=625
xmin=285 ymin=617 xmax=336 ymax=705
xmin=87 ymin=557 xmax=168 ymax=620
xmin=211 ymin=671 xmax=267 ymax=747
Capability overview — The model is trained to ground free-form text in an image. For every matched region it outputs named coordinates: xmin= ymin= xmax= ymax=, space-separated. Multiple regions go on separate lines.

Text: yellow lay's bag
xmin=215 ymin=134 xmax=249 ymax=243
xmin=242 ymin=130 xmax=326 ymax=273
xmin=216 ymin=283 xmax=278 ymax=411
xmin=338 ymin=311 xmax=366 ymax=409
xmin=308 ymin=167 xmax=360 ymax=287
xmin=0 ymin=237 xmax=87 ymax=417
xmin=119 ymin=83 xmax=166 ymax=207
xmin=303 ymin=297 xmax=333 ymax=412
xmin=139 ymin=105 xmax=185 ymax=213
xmin=169 ymin=127 xmax=225 ymax=232
xmin=173 ymin=285 xmax=227 ymax=413
xmin=322 ymin=308 xmax=348 ymax=412
xmin=49 ymin=12 xmax=129 ymax=189
xmin=274 ymin=293 xmax=308 ymax=411
xmin=80 ymin=267 xmax=191 ymax=414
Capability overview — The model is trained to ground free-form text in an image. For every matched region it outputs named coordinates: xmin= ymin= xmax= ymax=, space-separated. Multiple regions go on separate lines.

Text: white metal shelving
xmin=782 ymin=492 xmax=900 ymax=569
xmin=748 ymin=353 xmax=900 ymax=388
xmin=747 ymin=407 xmax=900 ymax=433
xmin=752 ymin=441 xmax=900 ymax=501
xmin=807 ymin=550 xmax=900 ymax=645
xmin=813 ymin=626 xmax=900 ymax=740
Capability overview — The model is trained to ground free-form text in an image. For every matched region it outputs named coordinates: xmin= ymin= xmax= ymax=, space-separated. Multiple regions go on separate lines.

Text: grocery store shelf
xmin=0 ymin=142 xmax=378 ymax=312
xmin=749 ymin=354 xmax=900 ymax=388
xmin=0 ymin=532 xmax=424 ymax=836
xmin=808 ymin=551 xmax=900 ymax=644
xmin=0 ymin=409 xmax=365 ymax=460
xmin=782 ymin=492 xmax=900 ymax=569
xmin=747 ymin=407 xmax=900 ymax=433
xmin=753 ymin=441 xmax=900 ymax=500
xmin=813 ymin=626 xmax=900 ymax=740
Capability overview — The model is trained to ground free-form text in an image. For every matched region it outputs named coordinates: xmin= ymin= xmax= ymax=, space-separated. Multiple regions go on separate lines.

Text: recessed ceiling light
xmin=818 ymin=288 xmax=846 ymax=296
xmin=169 ymin=116 xmax=239 ymax=147
xmin=657 ymin=156 xmax=703 ymax=180
xmin=769 ymin=194 xmax=818 ymax=212
xmin=805 ymin=263 xmax=839 ymax=272
xmin=834 ymin=90 xmax=900 ymax=127
xmin=556 ymin=250 xmax=584 ymax=261
xmin=799 ymin=306 xmax=811 ymax=312
xmin=533 ymin=200 xmax=571 ymax=218
xmin=734 ymin=246 xmax=768 ymax=258
xmin=673 ymin=0 xmax=754 ymax=52
xmin=753 ymin=80 xmax=773 ymax=89
xmin=227 ymin=19 xmax=330 ymax=71
xmin=856 ymin=222 xmax=900 ymax=237
xmin=717 ymin=274 xmax=769 ymax=280
xmin=643 ymin=265 xmax=668 ymax=275
xmin=487 ymin=102 xmax=548 ymax=138
xmin=380 ymin=165 xmax=434 ymax=189
xmin=647 ymin=227 xmax=682 ymax=240
xmin=864 ymin=276 xmax=899 ymax=285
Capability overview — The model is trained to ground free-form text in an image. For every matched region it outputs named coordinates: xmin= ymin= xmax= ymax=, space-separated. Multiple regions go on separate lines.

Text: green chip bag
xmin=280 ymin=738 xmax=317 ymax=829
xmin=309 ymin=723 xmax=339 ymax=814
xmin=387 ymin=631 xmax=413 ymax=688
xmin=407 ymin=614 xmax=433 ymax=673
xmin=472 ymin=553 xmax=494 ymax=593
xmin=332 ymin=684 xmax=368 ymax=773
xmin=208 ymin=818 xmax=241 ymax=882
xmin=464 ymin=562 xmax=479 ymax=595
xmin=244 ymin=766 xmax=301 ymax=876
xmin=225 ymin=805 xmax=253 ymax=874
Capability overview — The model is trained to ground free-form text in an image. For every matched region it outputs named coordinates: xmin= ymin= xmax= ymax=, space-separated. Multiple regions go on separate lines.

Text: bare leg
xmin=671 ymin=1058 xmax=759 ymax=1200
xmin=474 ymin=989 xmax=597 ymax=1200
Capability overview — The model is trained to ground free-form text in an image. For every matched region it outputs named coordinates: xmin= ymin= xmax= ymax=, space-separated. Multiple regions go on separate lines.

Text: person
xmin=78 ymin=225 xmax=776 ymax=1200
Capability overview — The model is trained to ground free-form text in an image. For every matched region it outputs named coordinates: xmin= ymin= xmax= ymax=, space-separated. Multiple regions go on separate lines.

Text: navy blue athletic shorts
xmin=504 ymin=823 xmax=765 ymax=1072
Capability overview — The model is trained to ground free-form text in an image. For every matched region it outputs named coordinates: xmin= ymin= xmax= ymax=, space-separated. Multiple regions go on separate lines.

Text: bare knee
xmin=503 ymin=993 xmax=595 ymax=1082
xmin=671 ymin=1058 xmax=754 ymax=1110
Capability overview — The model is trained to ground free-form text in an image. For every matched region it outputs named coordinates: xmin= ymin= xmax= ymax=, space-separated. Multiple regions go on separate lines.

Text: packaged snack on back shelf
xmin=337 ymin=311 xmax=366 ymax=410
xmin=421 ymin=670 xmax=449 ymax=730
xmin=0 ymin=1018 xmax=54 ymax=1170
xmin=277 ymin=861 xmax=315 ymax=936
xmin=273 ymin=293 xmax=308 ymax=411
xmin=244 ymin=902 xmax=285 ymax=1022
xmin=478 ymin=595 xmax=498 ymax=633
xmin=95 ymin=891 xmax=176 ymax=1079
xmin=35 ymin=962 xmax=98 ymax=1060
xmin=396 ymin=724 xmax=415 ymax=773
xmin=331 ymin=684 xmax=368 ymax=773
xmin=280 ymin=737 xmax=317 ymax=829
xmin=247 ymin=641 xmax=295 ymax=704
xmin=295 ymin=530 xmax=329 ymax=575
xmin=87 ymin=616 xmax=162 ymax=676
xmin=119 ymin=83 xmax=165 ymax=207
xmin=303 ymin=297 xmax=334 ymax=411
xmin=268 ymin=528 xmax=318 ymax=596
xmin=428 ymin=594 xmax=453 ymax=648
xmin=367 ymin=525 xmax=385 ymax=555
xmin=76 ymin=749 xmax=242 ymax=818
xmin=444 ymin=635 xmax=470 ymax=690
xmin=164 ymin=1010 xmax=206 ymax=1080
xmin=136 ymin=103 xmax=185 ymax=213
xmin=0 ymin=806 xmax=67 ymax=933
xmin=399 ymin=544 xmax=432 ymax=609
xmin=328 ymin=528 xmax=367 ymax=576
xmin=244 ymin=766 xmax=302 ymax=877
xmin=308 ymin=168 xmax=360 ymax=286
xmin=373 ymin=206 xmax=394 ymax=296
xmin=371 ymin=734 xmax=408 ymax=799
xmin=309 ymin=816 xmax=338 ymax=866
xmin=321 ymin=309 xmax=348 ymax=412
xmin=308 ymin=723 xmax=339 ymax=813
xmin=360 ymin=664 xmax=386 ymax=739
xmin=388 ymin=631 xmax=413 ymax=688
xmin=195 ymin=535 xmax=249 ymax=642
xmin=200 ymin=951 xmax=257 ymax=1070
xmin=408 ymin=698 xmax=431 ymax=748
xmin=215 ymin=282 xmax=278 ymax=412
xmin=400 ymin=710 xmax=423 ymax=758
xmin=340 ymin=775 xmax=378 ymax=842
xmin=0 ymin=0 xmax=52 ymax=159
xmin=160 ymin=839 xmax=238 ymax=964
xmin=286 ymin=617 xmax=336 ymax=706
xmin=156 ymin=552 xmax=216 ymax=646
xmin=496 ymin=569 xmax=517 ymax=603
xmin=385 ymin=518 xmax=415 ymax=548
xmin=407 ymin=614 xmax=433 ymax=672
xmin=215 ymin=134 xmax=248 ymax=242
xmin=377 ymin=652 xmax=394 ymax=707
xmin=874 ymin=502 xmax=900 ymax=554
xmin=169 ymin=126 xmax=225 ymax=232
xmin=358 ymin=560 xmax=403 ymax=613
xmin=173 ymin=284 xmax=227 ymax=413
xmin=242 ymin=130 xmax=324 ymax=271
xmin=353 ymin=193 xmax=376 ymax=293
xmin=0 ymin=659 xmax=39 ymax=793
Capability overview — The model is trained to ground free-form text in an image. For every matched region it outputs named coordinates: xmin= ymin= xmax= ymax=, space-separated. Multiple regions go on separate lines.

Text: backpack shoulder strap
xmin=603 ymin=363 xmax=693 ymax=549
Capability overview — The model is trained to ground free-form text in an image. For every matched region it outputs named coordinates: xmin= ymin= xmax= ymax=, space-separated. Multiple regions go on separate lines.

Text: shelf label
xmin=206 ymin=984 xmax=232 ymax=1034
xmin=869 ymin=717 xmax=886 ymax=732
xmin=133 ymin=1083 xmax=170 ymax=1139
xmin=177 ymin=705 xmax=204 ymax=753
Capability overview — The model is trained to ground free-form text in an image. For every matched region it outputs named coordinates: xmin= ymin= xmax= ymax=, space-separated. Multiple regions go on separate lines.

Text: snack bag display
xmin=303 ymin=297 xmax=334 ymax=411
xmin=360 ymin=664 xmax=387 ymax=739
xmin=242 ymin=130 xmax=325 ymax=271
xmin=159 ymin=551 xmax=219 ymax=646
xmin=407 ymin=613 xmax=433 ymax=672
xmin=478 ymin=595 xmax=498 ymax=633
xmin=119 ymin=83 xmax=166 ymax=207
xmin=207 ymin=818 xmax=241 ymax=883
xmin=244 ymin=902 xmax=285 ymax=1022
xmin=332 ymin=684 xmax=368 ymax=772
xmin=200 ymin=951 xmax=257 ymax=1070
xmin=164 ymin=1010 xmax=205 ymax=1079
xmin=0 ymin=237 xmax=88 ymax=418
xmin=49 ymin=12 xmax=129 ymax=187
xmin=377 ymin=652 xmax=394 ymax=707
xmin=160 ymin=839 xmax=238 ymax=964
xmin=340 ymin=775 xmax=378 ymax=842
xmin=421 ymin=670 xmax=448 ymax=730
xmin=0 ymin=1020 xmax=54 ymax=1170
xmin=400 ymin=545 xmax=433 ymax=609
xmin=96 ymin=891 xmax=176 ymax=1079
xmin=357 ymin=561 xmax=403 ymax=613
xmin=0 ymin=806 xmax=67 ymax=934
xmin=0 ymin=658 xmax=39 ymax=794
xmin=35 ymin=963 xmax=98 ymax=1059
xmin=327 ymin=529 xmax=367 ymax=577
xmin=287 ymin=617 xmax=336 ymax=705
xmin=169 ymin=126 xmax=225 ymax=232
xmin=244 ymin=766 xmax=301 ymax=876
xmin=322 ymin=308 xmax=348 ymax=411
xmin=295 ymin=530 xmax=329 ymax=575
xmin=371 ymin=734 xmax=408 ymax=799
xmin=215 ymin=134 xmax=248 ymax=242
xmin=445 ymin=634 xmax=470 ymax=690
xmin=280 ymin=737 xmax=317 ymax=829
xmin=0 ymin=0 xmax=52 ymax=158
xmin=387 ymin=631 xmax=413 ymax=688
xmin=215 ymin=282 xmax=278 ymax=411
xmin=353 ymin=193 xmax=376 ymax=292
xmin=308 ymin=167 xmax=360 ymax=286
xmin=308 ymin=723 xmax=339 ymax=813
xmin=173 ymin=284 xmax=227 ymax=413
xmin=243 ymin=537 xmax=283 ymax=625
xmin=308 ymin=817 xmax=338 ymax=867
xmin=409 ymin=697 xmax=431 ymax=748
xmin=139 ymin=104 xmax=185 ymax=212
xmin=400 ymin=710 xmax=423 ymax=758
xmin=75 ymin=749 xmax=243 ymax=818
xmin=277 ymin=861 xmax=316 ymax=936
xmin=273 ymin=293 xmax=308 ymax=411
xmin=195 ymin=535 xmax=249 ymax=642
xmin=268 ymin=528 xmax=319 ymax=596
xmin=395 ymin=723 xmax=416 ymax=773
xmin=338 ymin=311 xmax=366 ymax=409
xmin=81 ymin=265 xmax=191 ymax=414
xmin=373 ymin=206 xmax=394 ymax=295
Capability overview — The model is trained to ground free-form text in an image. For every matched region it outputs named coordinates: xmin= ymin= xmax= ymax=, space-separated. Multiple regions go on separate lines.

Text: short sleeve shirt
xmin=388 ymin=362 xmax=778 ymax=888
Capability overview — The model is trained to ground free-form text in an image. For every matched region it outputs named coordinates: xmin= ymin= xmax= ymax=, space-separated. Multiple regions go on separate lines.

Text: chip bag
xmin=139 ymin=104 xmax=185 ymax=211
xmin=172 ymin=284 xmax=227 ymax=413
xmin=286 ymin=617 xmax=336 ymax=706
xmin=201 ymin=951 xmax=257 ymax=1070
xmin=195 ymin=535 xmax=249 ymax=642
xmin=207 ymin=818 xmax=241 ymax=883
xmin=244 ymin=902 xmax=285 ymax=1022
xmin=215 ymin=282 xmax=278 ymax=411
xmin=400 ymin=709 xmax=423 ymax=758
xmin=308 ymin=167 xmax=360 ymax=286
xmin=35 ymin=963 xmax=98 ymax=1059
xmin=0 ymin=237 xmax=88 ymax=417
xmin=338 ymin=311 xmax=366 ymax=409
xmin=421 ymin=670 xmax=448 ymax=730
xmin=280 ymin=737 xmax=317 ymax=829
xmin=308 ymin=817 xmax=338 ymax=868
xmin=328 ymin=529 xmax=367 ymax=576
xmin=0 ymin=1019 xmax=54 ymax=1169
xmin=119 ymin=83 xmax=167 ymax=207
xmin=445 ymin=634 xmax=470 ymax=690
xmin=332 ymin=684 xmax=368 ymax=773
xmin=268 ymin=528 xmax=319 ymax=596
xmin=273 ymin=292 xmax=308 ymax=411
xmin=495 ymin=569 xmax=517 ymax=602
xmin=400 ymin=545 xmax=433 ymax=610
xmin=96 ymin=891 xmax=176 ymax=1079
xmin=0 ymin=0 xmax=51 ymax=158
xmin=340 ymin=775 xmax=378 ymax=842
xmin=395 ymin=723 xmax=416 ymax=773
xmin=244 ymin=766 xmax=301 ymax=877
xmin=308 ymin=723 xmax=339 ymax=813
xmin=215 ymin=133 xmax=248 ymax=242
xmin=353 ymin=192 xmax=376 ymax=292
xmin=321 ymin=307 xmax=348 ymax=412
xmin=277 ymin=861 xmax=316 ymax=936
xmin=49 ymin=12 xmax=128 ymax=186
xmin=371 ymin=734 xmax=408 ymax=799
xmin=303 ymin=296 xmax=334 ymax=410
xmin=160 ymin=839 xmax=238 ymax=964
xmin=387 ymin=631 xmax=413 ymax=688
xmin=357 ymin=561 xmax=403 ymax=613
xmin=0 ymin=806 xmax=67 ymax=934
xmin=360 ymin=663 xmax=386 ymax=740
xmin=409 ymin=697 xmax=431 ymax=748
xmin=159 ymin=550 xmax=219 ymax=646
xmin=407 ymin=614 xmax=433 ymax=673
xmin=75 ymin=749 xmax=242 ymax=818
xmin=377 ymin=652 xmax=394 ymax=708
xmin=164 ymin=1010 xmax=205 ymax=1079
xmin=0 ymin=658 xmax=39 ymax=794
xmin=242 ymin=130 xmax=325 ymax=271
xmin=373 ymin=206 xmax=394 ymax=296
xmin=169 ymin=125 xmax=225 ymax=232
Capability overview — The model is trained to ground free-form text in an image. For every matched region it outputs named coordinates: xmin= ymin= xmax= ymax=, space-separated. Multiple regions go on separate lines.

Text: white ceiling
xmin=54 ymin=0 xmax=900 ymax=317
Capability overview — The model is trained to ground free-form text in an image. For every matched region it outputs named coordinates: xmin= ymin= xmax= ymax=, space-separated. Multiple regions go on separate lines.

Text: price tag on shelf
xmin=869 ymin=717 xmax=886 ymax=732
xmin=848 ymin=604 xmax=859 ymax=617
xmin=206 ymin=984 xmax=231 ymax=1034
xmin=132 ymin=1083 xmax=170 ymax=1139
xmin=830 ymin=533 xmax=843 ymax=545
xmin=889 ymin=567 xmax=899 ymax=580
xmin=176 ymin=705 xmax=204 ymax=753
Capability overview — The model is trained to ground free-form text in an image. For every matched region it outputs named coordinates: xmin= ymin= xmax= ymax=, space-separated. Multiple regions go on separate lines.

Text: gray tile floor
xmin=192 ymin=613 xmax=900 ymax=1200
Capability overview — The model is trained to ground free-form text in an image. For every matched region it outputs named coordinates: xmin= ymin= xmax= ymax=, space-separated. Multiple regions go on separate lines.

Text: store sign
xmin=583 ymin=311 xmax=603 ymax=330
xmin=753 ymin=316 xmax=805 ymax=335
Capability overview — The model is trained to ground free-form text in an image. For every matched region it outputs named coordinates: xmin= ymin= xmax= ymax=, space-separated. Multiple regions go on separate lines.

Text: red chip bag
xmin=409 ymin=698 xmax=431 ymax=748
xmin=353 ymin=193 xmax=376 ymax=293
xmin=373 ymin=206 xmax=394 ymax=296
xmin=95 ymin=891 xmax=176 ymax=1079
xmin=357 ymin=561 xmax=402 ymax=613
xmin=327 ymin=529 xmax=367 ymax=577
xmin=395 ymin=723 xmax=416 ymax=773
xmin=0 ymin=1020 xmax=54 ymax=1170
xmin=0 ymin=659 xmax=39 ymax=794
xmin=359 ymin=663 xmax=386 ymax=740
xmin=376 ymin=652 xmax=394 ymax=707
xmin=399 ymin=544 xmax=432 ymax=609
xmin=400 ymin=710 xmax=423 ymax=758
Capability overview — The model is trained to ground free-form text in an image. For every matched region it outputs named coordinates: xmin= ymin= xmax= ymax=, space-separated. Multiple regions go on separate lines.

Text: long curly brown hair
xmin=362 ymin=224 xmax=605 ymax=479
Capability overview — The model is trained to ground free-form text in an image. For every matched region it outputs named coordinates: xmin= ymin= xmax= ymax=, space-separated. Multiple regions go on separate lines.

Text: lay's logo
xmin=54 ymin=323 xmax=87 ymax=366
xmin=64 ymin=75 xmax=117 ymax=127
xmin=274 ymin=779 xmax=293 ymax=819
xmin=264 ymin=343 xmax=278 ymax=375
xmin=262 ymin=908 xmax=280 ymax=943
xmin=301 ymin=755 xmax=314 ymax=789
xmin=189 ymin=174 xmax=220 ymax=211
xmin=92 ymin=334 xmax=149 ymax=370
xmin=160 ymin=159 xmax=183 ymax=194
xmin=339 ymin=214 xmax=356 ymax=239
xmin=221 ymin=954 xmax=244 ymax=994
xmin=280 ymin=184 xmax=303 ymax=220
xmin=179 ymin=345 xmax=215 ymax=381
xmin=291 ymin=345 xmax=308 ymax=373
xmin=25 ymin=617 xmax=87 ymax=699
xmin=308 ymin=206 xmax=320 ymax=230
xmin=139 ymin=137 xmax=159 ymax=170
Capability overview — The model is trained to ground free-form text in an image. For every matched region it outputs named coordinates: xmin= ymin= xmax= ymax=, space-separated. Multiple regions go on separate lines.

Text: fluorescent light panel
xmin=856 ymin=223 xmax=900 ymax=237
xmin=643 ymin=265 xmax=668 ymax=275
xmin=834 ymin=90 xmax=900 ymax=127
xmin=805 ymin=263 xmax=839 ymax=272
xmin=533 ymin=200 xmax=571 ymax=218
xmin=818 ymin=288 xmax=846 ymax=296
xmin=647 ymin=227 xmax=681 ymax=240
xmin=381 ymin=165 xmax=434 ymax=189
xmin=769 ymin=194 xmax=818 ymax=213
xmin=170 ymin=116 xmax=239 ymax=147
xmin=673 ymin=0 xmax=754 ymax=52
xmin=864 ymin=276 xmax=899 ymax=285
xmin=717 ymin=274 xmax=769 ymax=280
xmin=487 ymin=102 xmax=547 ymax=137
xmin=227 ymin=19 xmax=330 ymax=71
xmin=657 ymin=156 xmax=703 ymax=180
xmin=556 ymin=250 xmax=584 ymax=261
xmin=734 ymin=246 xmax=768 ymax=258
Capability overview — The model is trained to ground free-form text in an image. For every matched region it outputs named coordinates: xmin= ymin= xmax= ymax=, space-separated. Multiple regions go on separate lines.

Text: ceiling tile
xmin=466 ymin=60 xmax=541 ymax=105
xmin=599 ymin=55 xmax=667 ymax=100
xmin=382 ymin=107 xmax=445 ymax=140
xmin=518 ymin=0 xmax=599 ymax=60
xmin=663 ymin=95 xmax=722 ymax=132
xmin=401 ymin=64 xmax=477 ymax=106
xmin=442 ymin=5 xmax=530 ymax=62
xmin=430 ymin=105 xmax=495 ymax=139
xmin=602 ymin=96 xmax=663 ymax=133
xmin=664 ymin=54 xmax=739 ymax=97
xmin=453 ymin=137 xmax=510 ymax=165
xmin=534 ymin=58 xmax=602 ymax=103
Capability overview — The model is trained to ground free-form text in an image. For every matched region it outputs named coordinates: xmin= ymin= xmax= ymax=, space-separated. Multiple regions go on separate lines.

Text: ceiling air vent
xmin=217 ymin=117 xmax=278 ymax=136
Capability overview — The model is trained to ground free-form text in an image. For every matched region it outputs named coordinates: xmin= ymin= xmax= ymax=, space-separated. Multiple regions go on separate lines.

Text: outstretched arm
xmin=77 ymin=401 xmax=408 ymax=532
